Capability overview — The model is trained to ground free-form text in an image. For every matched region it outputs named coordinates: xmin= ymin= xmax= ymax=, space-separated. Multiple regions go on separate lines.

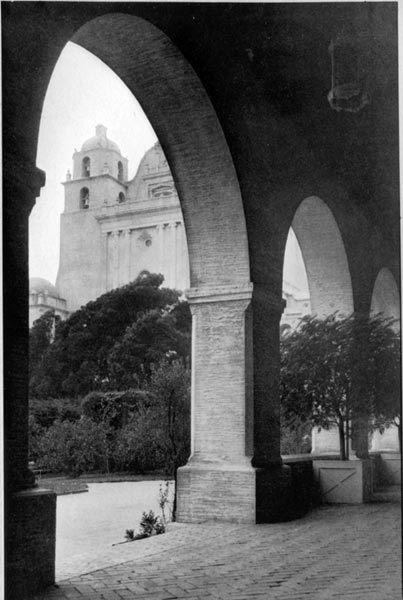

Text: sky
xmin=29 ymin=42 xmax=157 ymax=284
xmin=29 ymin=41 xmax=307 ymax=293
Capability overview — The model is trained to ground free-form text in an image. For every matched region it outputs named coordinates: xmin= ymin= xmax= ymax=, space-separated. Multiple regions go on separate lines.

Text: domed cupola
xmin=29 ymin=277 xmax=60 ymax=298
xmin=70 ymin=125 xmax=128 ymax=182
xmin=81 ymin=124 xmax=121 ymax=154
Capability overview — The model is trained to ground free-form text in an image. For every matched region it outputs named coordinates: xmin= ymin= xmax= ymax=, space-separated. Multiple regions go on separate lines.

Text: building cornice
xmin=62 ymin=173 xmax=128 ymax=187
xmin=95 ymin=198 xmax=181 ymax=222
xmin=186 ymin=283 xmax=253 ymax=304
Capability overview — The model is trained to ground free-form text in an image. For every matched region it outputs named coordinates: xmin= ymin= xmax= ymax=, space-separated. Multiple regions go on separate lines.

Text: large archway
xmin=72 ymin=14 xmax=250 ymax=289
xmin=371 ymin=267 xmax=400 ymax=325
xmin=71 ymin=20 xmax=256 ymax=525
xmin=45 ymin=15 xmax=254 ymax=525
xmin=6 ymin=11 xmax=256 ymax=595
xmin=288 ymin=196 xmax=354 ymax=454
xmin=4 ymin=4 xmax=399 ymax=595
xmin=370 ymin=267 xmax=400 ymax=454
xmin=291 ymin=196 xmax=353 ymax=318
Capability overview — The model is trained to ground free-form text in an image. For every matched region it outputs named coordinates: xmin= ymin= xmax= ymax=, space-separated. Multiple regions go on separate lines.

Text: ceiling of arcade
xmin=3 ymin=3 xmax=399 ymax=274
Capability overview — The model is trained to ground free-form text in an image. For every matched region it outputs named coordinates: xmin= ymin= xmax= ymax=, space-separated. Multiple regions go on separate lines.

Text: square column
xmin=177 ymin=284 xmax=256 ymax=523
xmin=4 ymin=159 xmax=57 ymax=596
xmin=251 ymin=285 xmax=293 ymax=522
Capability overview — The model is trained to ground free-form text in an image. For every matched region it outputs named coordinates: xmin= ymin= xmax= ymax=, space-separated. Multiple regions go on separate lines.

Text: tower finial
xmin=96 ymin=124 xmax=107 ymax=137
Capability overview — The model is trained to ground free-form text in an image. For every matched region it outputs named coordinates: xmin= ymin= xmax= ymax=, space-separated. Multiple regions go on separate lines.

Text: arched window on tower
xmin=118 ymin=192 xmax=126 ymax=203
xmin=80 ymin=187 xmax=90 ymax=209
xmin=82 ymin=157 xmax=91 ymax=177
xmin=118 ymin=161 xmax=124 ymax=181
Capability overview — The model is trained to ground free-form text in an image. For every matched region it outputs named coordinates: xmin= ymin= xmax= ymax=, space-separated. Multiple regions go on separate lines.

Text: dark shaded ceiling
xmin=3 ymin=2 xmax=399 ymax=247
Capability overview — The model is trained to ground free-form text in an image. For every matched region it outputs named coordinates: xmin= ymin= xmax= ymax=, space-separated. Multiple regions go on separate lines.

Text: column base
xmin=177 ymin=461 xmax=256 ymax=523
xmin=177 ymin=461 xmax=312 ymax=524
xmin=6 ymin=488 xmax=56 ymax=599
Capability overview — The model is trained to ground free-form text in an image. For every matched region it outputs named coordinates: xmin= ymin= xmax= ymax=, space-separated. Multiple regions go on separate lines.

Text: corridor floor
xmin=33 ymin=502 xmax=401 ymax=600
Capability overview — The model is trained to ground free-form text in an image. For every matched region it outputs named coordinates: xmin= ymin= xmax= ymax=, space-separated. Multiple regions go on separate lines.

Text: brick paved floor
xmin=33 ymin=503 xmax=401 ymax=600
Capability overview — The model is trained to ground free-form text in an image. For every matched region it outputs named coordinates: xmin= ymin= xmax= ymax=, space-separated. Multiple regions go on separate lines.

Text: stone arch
xmin=288 ymin=196 xmax=354 ymax=455
xmin=370 ymin=268 xmax=400 ymax=453
xmin=71 ymin=14 xmax=250 ymax=289
xmin=117 ymin=160 xmax=124 ymax=182
xmin=290 ymin=196 xmax=354 ymax=317
xmin=80 ymin=187 xmax=90 ymax=209
xmin=63 ymin=14 xmax=253 ymax=524
xmin=370 ymin=267 xmax=400 ymax=326
xmin=82 ymin=156 xmax=91 ymax=177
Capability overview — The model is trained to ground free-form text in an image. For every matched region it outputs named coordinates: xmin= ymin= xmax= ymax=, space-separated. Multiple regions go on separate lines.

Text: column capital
xmin=3 ymin=154 xmax=46 ymax=214
xmin=186 ymin=282 xmax=253 ymax=305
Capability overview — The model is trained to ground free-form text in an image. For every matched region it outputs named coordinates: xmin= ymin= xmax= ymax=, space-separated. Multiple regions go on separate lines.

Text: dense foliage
xmin=29 ymin=272 xmax=191 ymax=398
xmin=30 ymin=361 xmax=191 ymax=477
xmin=29 ymin=273 xmax=192 ymax=477
xmin=280 ymin=313 xmax=400 ymax=459
xmin=29 ymin=309 xmax=60 ymax=374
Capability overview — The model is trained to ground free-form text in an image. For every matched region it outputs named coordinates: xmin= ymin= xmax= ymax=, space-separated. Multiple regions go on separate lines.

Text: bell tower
xmin=56 ymin=125 xmax=129 ymax=311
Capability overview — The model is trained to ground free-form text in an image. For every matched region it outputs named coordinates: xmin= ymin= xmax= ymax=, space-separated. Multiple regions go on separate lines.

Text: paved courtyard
xmin=56 ymin=481 xmax=168 ymax=580
xmin=33 ymin=501 xmax=400 ymax=600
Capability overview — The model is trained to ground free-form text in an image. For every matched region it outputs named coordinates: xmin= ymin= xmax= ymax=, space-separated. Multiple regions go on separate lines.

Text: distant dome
xmin=139 ymin=141 xmax=168 ymax=173
xmin=81 ymin=124 xmax=121 ymax=154
xmin=29 ymin=277 xmax=59 ymax=298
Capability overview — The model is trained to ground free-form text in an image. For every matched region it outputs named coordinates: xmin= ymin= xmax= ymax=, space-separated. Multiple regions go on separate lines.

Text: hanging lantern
xmin=328 ymin=28 xmax=371 ymax=113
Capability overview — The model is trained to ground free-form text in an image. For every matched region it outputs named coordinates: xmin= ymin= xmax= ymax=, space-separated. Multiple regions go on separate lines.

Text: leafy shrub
xmin=81 ymin=389 xmax=150 ymax=429
xmin=146 ymin=360 xmax=191 ymax=476
xmin=113 ymin=413 xmax=166 ymax=473
xmin=29 ymin=397 xmax=81 ymax=428
xmin=35 ymin=417 xmax=111 ymax=476
xmin=138 ymin=510 xmax=165 ymax=536
xmin=28 ymin=414 xmax=44 ymax=462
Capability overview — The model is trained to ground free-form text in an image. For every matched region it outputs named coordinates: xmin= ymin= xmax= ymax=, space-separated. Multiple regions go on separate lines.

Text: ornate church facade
xmin=31 ymin=126 xmax=310 ymax=323
xmin=56 ymin=125 xmax=190 ymax=313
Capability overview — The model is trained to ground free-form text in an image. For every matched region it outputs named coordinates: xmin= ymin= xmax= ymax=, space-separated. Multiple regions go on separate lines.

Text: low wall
xmin=313 ymin=459 xmax=372 ymax=504
xmin=282 ymin=456 xmax=320 ymax=518
xmin=370 ymin=451 xmax=401 ymax=487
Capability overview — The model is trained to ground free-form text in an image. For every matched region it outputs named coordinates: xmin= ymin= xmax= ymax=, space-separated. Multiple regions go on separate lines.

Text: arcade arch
xmin=371 ymin=267 xmax=400 ymax=326
xmin=72 ymin=14 xmax=250 ymax=289
xmin=285 ymin=196 xmax=354 ymax=455
xmin=4 ymin=5 xmax=399 ymax=595
xmin=35 ymin=13 xmax=254 ymax=525
xmin=370 ymin=267 xmax=400 ymax=452
xmin=291 ymin=196 xmax=354 ymax=318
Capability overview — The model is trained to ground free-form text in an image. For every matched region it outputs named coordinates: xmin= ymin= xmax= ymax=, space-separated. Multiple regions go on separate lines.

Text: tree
xmin=280 ymin=313 xmax=400 ymax=460
xmin=107 ymin=308 xmax=191 ymax=389
xmin=29 ymin=309 xmax=59 ymax=378
xmin=29 ymin=272 xmax=186 ymax=398
xmin=146 ymin=360 xmax=191 ymax=517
